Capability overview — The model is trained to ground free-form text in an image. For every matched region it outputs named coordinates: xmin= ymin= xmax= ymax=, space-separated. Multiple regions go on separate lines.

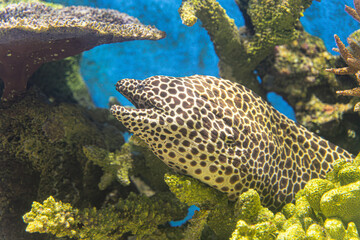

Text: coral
xmin=0 ymin=152 xmax=40 ymax=240
xmin=321 ymin=181 xmax=360 ymax=228
xmin=129 ymin=135 xmax=174 ymax=192
xmin=326 ymin=0 xmax=360 ymax=112
xmin=164 ymin=173 xmax=228 ymax=208
xmin=258 ymin=29 xmax=340 ymax=107
xmin=178 ymin=0 xmax=316 ymax=96
xmin=276 ymin=155 xmax=360 ymax=239
xmin=165 ymin=173 xmax=236 ymax=238
xmin=82 ymin=143 xmax=133 ymax=190
xmin=23 ymin=193 xmax=187 ymax=239
xmin=258 ymin=25 xmax=360 ymax=154
xmin=0 ymin=0 xmax=60 ymax=8
xmin=0 ymin=1 xmax=165 ymax=100
xmin=0 ymin=89 xmax=126 ymax=237
xmin=23 ymin=196 xmax=78 ymax=238
xmin=165 ymin=173 xmax=278 ymax=239
xmin=162 ymin=153 xmax=360 ymax=239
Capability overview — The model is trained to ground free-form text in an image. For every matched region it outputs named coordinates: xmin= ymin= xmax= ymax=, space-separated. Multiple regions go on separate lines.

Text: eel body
xmin=110 ymin=75 xmax=353 ymax=209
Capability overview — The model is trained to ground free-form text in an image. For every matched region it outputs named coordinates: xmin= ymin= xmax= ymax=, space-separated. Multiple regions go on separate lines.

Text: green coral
xmin=161 ymin=154 xmax=360 ymax=239
xmin=306 ymin=223 xmax=326 ymax=240
xmin=164 ymin=173 xmax=227 ymax=208
xmin=78 ymin=193 xmax=185 ymax=239
xmin=275 ymin=155 xmax=360 ymax=239
xmin=245 ymin=0 xmax=312 ymax=57
xmin=165 ymin=173 xmax=236 ymax=238
xmin=83 ymin=143 xmax=133 ymax=190
xmin=321 ymin=181 xmax=360 ymax=228
xmin=303 ymin=179 xmax=335 ymax=212
xmin=165 ymin=173 xmax=278 ymax=239
xmin=23 ymin=193 xmax=186 ymax=239
xmin=23 ymin=196 xmax=78 ymax=238
xmin=178 ymin=0 xmax=316 ymax=96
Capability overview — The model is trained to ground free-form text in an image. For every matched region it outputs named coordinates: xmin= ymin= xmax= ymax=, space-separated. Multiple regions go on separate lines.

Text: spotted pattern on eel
xmin=110 ymin=75 xmax=353 ymax=210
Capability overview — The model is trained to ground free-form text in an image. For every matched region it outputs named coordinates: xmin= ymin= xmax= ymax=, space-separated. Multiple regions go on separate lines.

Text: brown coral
xmin=326 ymin=0 xmax=360 ymax=111
xmin=0 ymin=2 xmax=165 ymax=100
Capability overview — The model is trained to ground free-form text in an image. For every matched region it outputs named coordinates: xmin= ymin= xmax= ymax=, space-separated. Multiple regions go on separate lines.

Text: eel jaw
xmin=110 ymin=105 xmax=160 ymax=136
xmin=115 ymin=78 xmax=164 ymax=111
xmin=115 ymin=78 xmax=143 ymax=108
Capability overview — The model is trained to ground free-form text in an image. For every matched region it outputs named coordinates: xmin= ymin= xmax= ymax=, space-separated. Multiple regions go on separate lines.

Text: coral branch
xmin=178 ymin=0 xmax=315 ymax=97
xmin=326 ymin=0 xmax=360 ymax=111
xmin=345 ymin=5 xmax=360 ymax=22
xmin=178 ymin=0 xmax=256 ymax=88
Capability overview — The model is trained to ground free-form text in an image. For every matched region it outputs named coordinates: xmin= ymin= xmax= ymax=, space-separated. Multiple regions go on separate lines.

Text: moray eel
xmin=110 ymin=75 xmax=353 ymax=209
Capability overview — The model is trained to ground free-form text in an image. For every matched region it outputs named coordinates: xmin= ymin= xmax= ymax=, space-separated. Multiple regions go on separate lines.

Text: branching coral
xmin=178 ymin=0 xmax=317 ymax=96
xmin=82 ymin=144 xmax=133 ymax=190
xmin=23 ymin=196 xmax=78 ymax=238
xmin=326 ymin=0 xmax=360 ymax=111
xmin=23 ymin=193 xmax=187 ymax=239
xmin=0 ymin=1 xmax=165 ymax=100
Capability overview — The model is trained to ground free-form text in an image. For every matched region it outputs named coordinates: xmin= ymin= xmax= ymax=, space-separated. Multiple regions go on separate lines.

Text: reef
xmin=0 ymin=1 xmax=169 ymax=239
xmin=166 ymin=154 xmax=360 ymax=239
xmin=0 ymin=89 xmax=128 ymax=239
xmin=5 ymin=0 xmax=360 ymax=239
xmin=178 ymin=0 xmax=317 ymax=97
xmin=325 ymin=1 xmax=360 ymax=112
xmin=82 ymin=144 xmax=134 ymax=190
xmin=23 ymin=193 xmax=186 ymax=240
xmin=257 ymin=26 xmax=360 ymax=153
xmin=178 ymin=0 xmax=360 ymax=154
xmin=25 ymin=152 xmax=360 ymax=239
xmin=0 ymin=1 xmax=165 ymax=100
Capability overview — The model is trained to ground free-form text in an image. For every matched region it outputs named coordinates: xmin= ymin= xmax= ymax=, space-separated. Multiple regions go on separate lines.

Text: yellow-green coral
xmin=165 ymin=173 xmax=237 ymax=238
xmin=165 ymin=173 xmax=278 ymax=239
xmin=321 ymin=181 xmax=360 ymax=227
xmin=164 ymin=173 xmax=227 ymax=208
xmin=23 ymin=193 xmax=187 ymax=239
xmin=130 ymin=135 xmax=178 ymax=192
xmin=83 ymin=144 xmax=133 ymax=189
xmin=162 ymin=153 xmax=360 ymax=239
xmin=0 ymin=0 xmax=62 ymax=8
xmin=23 ymin=196 xmax=78 ymax=238
xmin=303 ymin=178 xmax=335 ymax=212
xmin=178 ymin=0 xmax=317 ymax=96
xmin=276 ymin=155 xmax=360 ymax=239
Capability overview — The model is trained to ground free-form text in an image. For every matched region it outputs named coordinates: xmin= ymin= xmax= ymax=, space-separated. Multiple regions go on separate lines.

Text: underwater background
xmin=43 ymin=0 xmax=355 ymax=120
xmin=2 ymin=0 xmax=360 ymax=239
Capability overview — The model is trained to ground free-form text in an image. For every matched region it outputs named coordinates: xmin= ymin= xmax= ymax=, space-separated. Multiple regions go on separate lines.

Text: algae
xmin=30 ymin=55 xmax=94 ymax=108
